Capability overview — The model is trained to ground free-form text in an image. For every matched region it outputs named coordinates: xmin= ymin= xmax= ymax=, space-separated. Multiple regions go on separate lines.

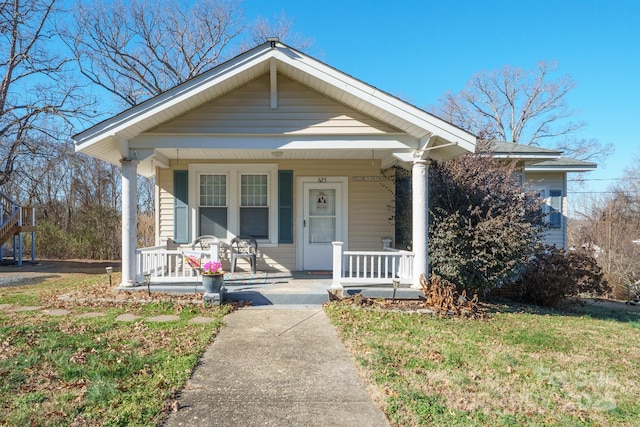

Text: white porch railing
xmin=137 ymin=240 xmax=413 ymax=286
xmin=332 ymin=241 xmax=414 ymax=286
xmin=136 ymin=243 xmax=220 ymax=283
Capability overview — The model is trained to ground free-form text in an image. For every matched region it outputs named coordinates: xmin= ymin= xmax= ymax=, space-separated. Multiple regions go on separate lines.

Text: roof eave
xmin=525 ymin=165 xmax=597 ymax=173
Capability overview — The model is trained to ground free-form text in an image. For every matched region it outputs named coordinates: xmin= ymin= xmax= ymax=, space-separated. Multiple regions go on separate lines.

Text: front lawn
xmin=326 ymin=301 xmax=640 ymax=426
xmin=0 ymin=273 xmax=229 ymax=426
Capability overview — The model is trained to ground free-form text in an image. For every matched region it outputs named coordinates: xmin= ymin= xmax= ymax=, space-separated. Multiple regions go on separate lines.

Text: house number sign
xmin=317 ymin=177 xmax=327 ymax=183
xmin=352 ymin=176 xmax=386 ymax=182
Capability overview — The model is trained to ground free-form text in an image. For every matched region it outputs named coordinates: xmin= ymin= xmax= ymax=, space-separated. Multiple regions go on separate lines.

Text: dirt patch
xmin=1 ymin=259 xmax=120 ymax=274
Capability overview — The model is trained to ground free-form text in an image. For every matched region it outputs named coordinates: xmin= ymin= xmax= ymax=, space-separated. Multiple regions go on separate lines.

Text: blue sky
xmin=243 ymin=0 xmax=640 ymax=200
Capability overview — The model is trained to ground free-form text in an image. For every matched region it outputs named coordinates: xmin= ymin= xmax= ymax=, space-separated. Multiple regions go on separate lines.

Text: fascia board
xmin=492 ymin=154 xmax=561 ymax=160
xmin=525 ymin=165 xmax=597 ymax=172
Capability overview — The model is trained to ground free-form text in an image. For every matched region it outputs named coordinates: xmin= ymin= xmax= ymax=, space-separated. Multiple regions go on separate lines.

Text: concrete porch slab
xmin=120 ymin=271 xmax=424 ymax=306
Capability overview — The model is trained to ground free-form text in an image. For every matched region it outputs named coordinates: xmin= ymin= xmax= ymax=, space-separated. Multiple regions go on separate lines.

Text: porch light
xmin=271 ymin=151 xmax=283 ymax=158
xmin=144 ymin=273 xmax=151 ymax=296
xmin=105 ymin=266 xmax=113 ymax=286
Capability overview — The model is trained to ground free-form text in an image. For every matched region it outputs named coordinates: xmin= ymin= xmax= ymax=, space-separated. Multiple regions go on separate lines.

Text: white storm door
xmin=302 ymin=182 xmax=343 ymax=270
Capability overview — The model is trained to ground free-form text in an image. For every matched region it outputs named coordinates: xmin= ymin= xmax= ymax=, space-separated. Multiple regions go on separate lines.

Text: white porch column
xmin=121 ymin=159 xmax=138 ymax=287
xmin=331 ymin=241 xmax=345 ymax=293
xmin=411 ymin=158 xmax=430 ymax=288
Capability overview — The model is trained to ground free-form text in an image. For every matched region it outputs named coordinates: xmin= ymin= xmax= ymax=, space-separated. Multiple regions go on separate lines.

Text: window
xmin=535 ymin=187 xmax=562 ymax=229
xmin=199 ymin=174 xmax=227 ymax=238
xmin=240 ymin=174 xmax=269 ymax=239
xmin=189 ymin=164 xmax=278 ymax=245
xmin=548 ymin=190 xmax=562 ymax=229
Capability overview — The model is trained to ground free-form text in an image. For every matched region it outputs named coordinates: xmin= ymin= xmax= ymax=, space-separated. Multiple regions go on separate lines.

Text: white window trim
xmin=188 ymin=163 xmax=278 ymax=247
xmin=532 ymin=185 xmax=563 ymax=229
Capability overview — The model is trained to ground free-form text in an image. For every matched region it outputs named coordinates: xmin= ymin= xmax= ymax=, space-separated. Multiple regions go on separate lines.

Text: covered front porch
xmin=73 ymin=40 xmax=476 ymax=297
xmin=135 ymin=239 xmax=415 ymax=289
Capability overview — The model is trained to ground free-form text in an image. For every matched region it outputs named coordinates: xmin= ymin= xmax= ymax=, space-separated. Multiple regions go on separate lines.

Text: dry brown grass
xmin=326 ymin=300 xmax=640 ymax=426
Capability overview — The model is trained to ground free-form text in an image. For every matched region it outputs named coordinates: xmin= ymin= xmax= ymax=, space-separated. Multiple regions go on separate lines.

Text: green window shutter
xmin=174 ymin=171 xmax=189 ymax=244
xmin=278 ymin=170 xmax=293 ymax=243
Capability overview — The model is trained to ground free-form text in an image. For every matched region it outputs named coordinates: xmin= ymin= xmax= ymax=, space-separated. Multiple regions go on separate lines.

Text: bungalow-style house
xmin=73 ymin=39 xmax=593 ymax=289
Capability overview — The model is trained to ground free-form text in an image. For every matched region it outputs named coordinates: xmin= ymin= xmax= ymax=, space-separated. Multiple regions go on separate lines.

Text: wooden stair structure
xmin=1 ymin=191 xmax=36 ymax=266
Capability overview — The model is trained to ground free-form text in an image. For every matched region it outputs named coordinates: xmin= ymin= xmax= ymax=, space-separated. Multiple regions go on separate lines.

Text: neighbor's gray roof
xmin=489 ymin=141 xmax=562 ymax=157
xmin=487 ymin=141 xmax=596 ymax=172
xmin=525 ymin=157 xmax=597 ymax=172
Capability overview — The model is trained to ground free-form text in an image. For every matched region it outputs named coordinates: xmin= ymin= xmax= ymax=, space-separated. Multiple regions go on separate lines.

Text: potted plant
xmin=201 ymin=260 xmax=225 ymax=293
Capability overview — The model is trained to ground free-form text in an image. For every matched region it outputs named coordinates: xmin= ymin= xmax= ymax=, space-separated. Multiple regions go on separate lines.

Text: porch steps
xmin=227 ymin=285 xmax=423 ymax=305
xmin=124 ymin=276 xmax=423 ymax=306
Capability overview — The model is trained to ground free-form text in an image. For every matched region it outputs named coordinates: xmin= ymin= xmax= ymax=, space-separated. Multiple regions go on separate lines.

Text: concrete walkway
xmin=162 ymin=307 xmax=390 ymax=427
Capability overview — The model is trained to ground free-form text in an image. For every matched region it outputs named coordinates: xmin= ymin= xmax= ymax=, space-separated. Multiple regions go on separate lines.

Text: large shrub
xmin=514 ymin=245 xmax=611 ymax=306
xmin=429 ymin=153 xmax=545 ymax=295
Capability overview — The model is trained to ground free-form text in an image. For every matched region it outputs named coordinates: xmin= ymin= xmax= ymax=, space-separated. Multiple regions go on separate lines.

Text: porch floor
xmin=120 ymin=271 xmax=424 ymax=306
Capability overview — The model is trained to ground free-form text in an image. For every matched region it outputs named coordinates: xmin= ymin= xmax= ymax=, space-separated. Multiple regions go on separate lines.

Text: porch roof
xmin=73 ymin=40 xmax=476 ymax=177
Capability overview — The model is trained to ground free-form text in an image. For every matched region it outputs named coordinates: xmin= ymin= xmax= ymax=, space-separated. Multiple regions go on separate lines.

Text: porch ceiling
xmin=155 ymin=147 xmax=396 ymax=161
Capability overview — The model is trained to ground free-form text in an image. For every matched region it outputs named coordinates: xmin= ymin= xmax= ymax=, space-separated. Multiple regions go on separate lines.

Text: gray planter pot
xmin=202 ymin=274 xmax=224 ymax=293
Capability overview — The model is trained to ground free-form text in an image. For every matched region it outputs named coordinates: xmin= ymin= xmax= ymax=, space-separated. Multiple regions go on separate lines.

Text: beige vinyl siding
xmin=150 ymin=75 xmax=401 ymax=136
xmin=156 ymin=159 xmax=394 ymax=271
xmin=525 ymin=171 xmax=567 ymax=248
xmin=157 ymin=167 xmax=175 ymax=245
xmin=276 ymin=159 xmax=394 ymax=252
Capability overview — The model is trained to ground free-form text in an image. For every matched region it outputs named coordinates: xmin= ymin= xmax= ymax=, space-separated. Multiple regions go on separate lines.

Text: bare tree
xmin=436 ymin=61 xmax=612 ymax=161
xmin=61 ymin=0 xmax=245 ymax=107
xmin=62 ymin=0 xmax=314 ymax=109
xmin=569 ymin=158 xmax=640 ymax=296
xmin=0 ymin=0 xmax=93 ymax=188
xmin=240 ymin=11 xmax=313 ymax=53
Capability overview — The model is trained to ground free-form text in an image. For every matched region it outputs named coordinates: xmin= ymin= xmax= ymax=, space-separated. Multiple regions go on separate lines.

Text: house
xmin=490 ymin=141 xmax=597 ymax=249
xmin=73 ymin=39 xmax=476 ymax=288
xmin=73 ymin=39 xmax=592 ymax=289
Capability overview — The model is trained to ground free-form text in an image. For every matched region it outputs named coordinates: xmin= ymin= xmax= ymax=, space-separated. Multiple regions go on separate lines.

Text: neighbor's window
xmin=536 ymin=187 xmax=562 ymax=229
xmin=240 ymin=174 xmax=269 ymax=239
xmin=199 ymin=174 xmax=227 ymax=238
xmin=548 ymin=190 xmax=562 ymax=229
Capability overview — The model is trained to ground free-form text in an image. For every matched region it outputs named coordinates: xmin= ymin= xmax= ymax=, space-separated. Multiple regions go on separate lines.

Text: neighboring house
xmin=490 ymin=142 xmax=597 ymax=249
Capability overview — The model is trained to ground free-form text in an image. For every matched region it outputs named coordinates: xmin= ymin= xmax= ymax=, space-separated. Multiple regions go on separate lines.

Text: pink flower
xmin=202 ymin=260 xmax=223 ymax=275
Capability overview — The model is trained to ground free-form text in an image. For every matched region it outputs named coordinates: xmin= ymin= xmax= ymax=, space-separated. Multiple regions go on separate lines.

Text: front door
xmin=300 ymin=180 xmax=346 ymax=270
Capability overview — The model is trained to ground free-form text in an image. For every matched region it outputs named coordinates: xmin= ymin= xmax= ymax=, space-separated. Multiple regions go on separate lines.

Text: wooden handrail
xmin=0 ymin=209 xmax=20 ymax=244
xmin=0 ymin=192 xmax=36 ymax=244
xmin=0 ymin=191 xmax=18 ymax=218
